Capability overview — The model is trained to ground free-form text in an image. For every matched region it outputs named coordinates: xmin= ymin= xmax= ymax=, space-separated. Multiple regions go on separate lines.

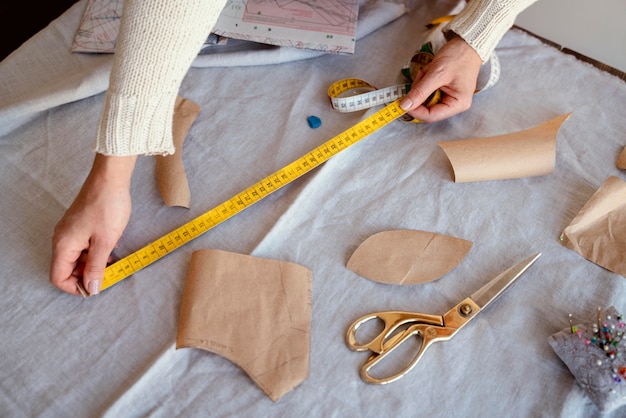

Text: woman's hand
xmin=400 ymin=35 xmax=482 ymax=123
xmin=50 ymin=154 xmax=136 ymax=296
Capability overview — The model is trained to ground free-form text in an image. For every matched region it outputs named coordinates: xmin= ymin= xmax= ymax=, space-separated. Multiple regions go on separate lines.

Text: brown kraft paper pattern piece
xmin=155 ymin=96 xmax=201 ymax=208
xmin=347 ymin=230 xmax=472 ymax=285
xmin=560 ymin=176 xmax=626 ymax=277
xmin=176 ymin=249 xmax=313 ymax=401
xmin=438 ymin=113 xmax=571 ymax=183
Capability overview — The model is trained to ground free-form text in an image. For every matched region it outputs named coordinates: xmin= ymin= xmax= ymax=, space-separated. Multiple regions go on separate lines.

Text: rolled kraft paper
xmin=155 ymin=97 xmax=201 ymax=208
xmin=347 ymin=230 xmax=472 ymax=285
xmin=560 ymin=176 xmax=626 ymax=277
xmin=176 ymin=249 xmax=313 ymax=402
xmin=617 ymin=145 xmax=626 ymax=170
xmin=438 ymin=113 xmax=571 ymax=183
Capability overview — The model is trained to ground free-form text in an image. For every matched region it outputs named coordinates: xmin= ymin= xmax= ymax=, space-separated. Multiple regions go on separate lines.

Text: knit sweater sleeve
xmin=445 ymin=0 xmax=538 ymax=62
xmin=94 ymin=0 xmax=228 ymax=156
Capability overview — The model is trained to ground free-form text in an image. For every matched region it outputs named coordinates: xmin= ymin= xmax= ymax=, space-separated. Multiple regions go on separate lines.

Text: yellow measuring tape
xmin=100 ymin=88 xmax=439 ymax=293
xmin=96 ymin=35 xmax=449 ymax=293
xmin=93 ymin=16 xmax=499 ymax=294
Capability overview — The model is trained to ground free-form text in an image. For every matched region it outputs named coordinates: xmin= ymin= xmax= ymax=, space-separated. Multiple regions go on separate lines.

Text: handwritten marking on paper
xmin=185 ymin=338 xmax=235 ymax=354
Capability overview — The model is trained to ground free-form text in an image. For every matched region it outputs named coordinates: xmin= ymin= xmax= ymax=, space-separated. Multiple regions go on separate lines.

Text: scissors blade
xmin=469 ymin=253 xmax=541 ymax=310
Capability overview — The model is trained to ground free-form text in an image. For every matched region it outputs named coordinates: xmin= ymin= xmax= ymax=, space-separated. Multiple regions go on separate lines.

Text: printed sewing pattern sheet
xmin=72 ymin=0 xmax=360 ymax=53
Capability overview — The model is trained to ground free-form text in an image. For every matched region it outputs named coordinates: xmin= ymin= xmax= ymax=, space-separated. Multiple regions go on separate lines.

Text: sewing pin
xmin=598 ymin=307 xmax=603 ymax=333
xmin=569 ymin=314 xmax=577 ymax=334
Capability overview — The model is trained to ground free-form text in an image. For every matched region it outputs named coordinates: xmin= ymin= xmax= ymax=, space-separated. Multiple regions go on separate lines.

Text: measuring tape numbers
xmin=73 ymin=14 xmax=503 ymax=295
xmin=96 ymin=17 xmax=502 ymax=294
xmin=100 ymin=94 xmax=413 ymax=292
xmin=329 ymin=78 xmax=412 ymax=114
xmin=97 ymin=26 xmax=470 ymax=294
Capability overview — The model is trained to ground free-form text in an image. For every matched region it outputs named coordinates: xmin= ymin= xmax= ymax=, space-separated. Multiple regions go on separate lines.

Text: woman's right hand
xmin=50 ymin=154 xmax=136 ymax=296
xmin=399 ymin=35 xmax=482 ymax=123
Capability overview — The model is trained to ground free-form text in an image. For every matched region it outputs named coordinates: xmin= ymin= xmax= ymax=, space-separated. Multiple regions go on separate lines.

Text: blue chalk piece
xmin=307 ymin=115 xmax=322 ymax=129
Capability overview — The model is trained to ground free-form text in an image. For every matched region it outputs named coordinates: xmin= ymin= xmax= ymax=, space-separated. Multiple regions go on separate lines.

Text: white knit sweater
xmin=94 ymin=0 xmax=228 ymax=156
xmin=446 ymin=0 xmax=538 ymax=62
xmin=94 ymin=0 xmax=537 ymax=156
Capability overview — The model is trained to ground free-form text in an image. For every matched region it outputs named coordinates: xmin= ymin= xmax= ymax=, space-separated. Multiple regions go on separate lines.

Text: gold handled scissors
xmin=345 ymin=253 xmax=541 ymax=384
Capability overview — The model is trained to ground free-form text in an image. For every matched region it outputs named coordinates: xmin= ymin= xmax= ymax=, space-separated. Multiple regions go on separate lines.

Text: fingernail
xmin=400 ymin=98 xmax=412 ymax=110
xmin=88 ymin=280 xmax=101 ymax=296
xmin=76 ymin=282 xmax=89 ymax=298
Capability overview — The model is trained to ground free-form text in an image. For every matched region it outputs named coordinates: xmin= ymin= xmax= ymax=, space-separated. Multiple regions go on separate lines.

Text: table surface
xmin=1 ymin=1 xmax=626 ymax=416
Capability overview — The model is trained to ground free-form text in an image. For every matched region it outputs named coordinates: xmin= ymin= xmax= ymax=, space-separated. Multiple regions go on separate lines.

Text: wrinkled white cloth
xmin=1 ymin=0 xmax=626 ymax=416
xmin=0 ymin=0 xmax=414 ymax=139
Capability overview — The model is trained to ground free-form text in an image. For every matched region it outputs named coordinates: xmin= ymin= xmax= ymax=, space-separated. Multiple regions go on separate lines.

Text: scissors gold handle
xmin=346 ymin=311 xmax=443 ymax=354
xmin=345 ymin=302 xmax=477 ymax=385
xmin=344 ymin=253 xmax=541 ymax=385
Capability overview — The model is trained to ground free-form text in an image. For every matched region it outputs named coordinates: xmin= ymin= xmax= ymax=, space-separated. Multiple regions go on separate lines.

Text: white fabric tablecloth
xmin=1 ymin=1 xmax=626 ymax=416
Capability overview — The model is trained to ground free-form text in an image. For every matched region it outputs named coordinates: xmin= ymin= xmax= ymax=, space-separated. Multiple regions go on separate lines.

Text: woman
xmin=50 ymin=0 xmax=538 ymax=296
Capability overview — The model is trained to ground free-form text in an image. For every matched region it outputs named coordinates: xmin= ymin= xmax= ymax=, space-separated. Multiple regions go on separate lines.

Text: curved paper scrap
xmin=438 ymin=113 xmax=571 ymax=183
xmin=176 ymin=249 xmax=312 ymax=402
xmin=560 ymin=176 xmax=626 ymax=277
xmin=347 ymin=230 xmax=472 ymax=285
xmin=617 ymin=145 xmax=626 ymax=170
xmin=155 ymin=96 xmax=201 ymax=208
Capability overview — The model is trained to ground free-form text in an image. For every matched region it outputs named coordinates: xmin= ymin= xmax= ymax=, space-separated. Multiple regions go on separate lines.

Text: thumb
xmin=83 ymin=241 xmax=113 ymax=296
xmin=399 ymin=70 xmax=442 ymax=113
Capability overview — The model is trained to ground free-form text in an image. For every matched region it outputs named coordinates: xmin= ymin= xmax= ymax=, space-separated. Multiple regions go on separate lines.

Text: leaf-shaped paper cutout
xmin=347 ymin=230 xmax=472 ymax=285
